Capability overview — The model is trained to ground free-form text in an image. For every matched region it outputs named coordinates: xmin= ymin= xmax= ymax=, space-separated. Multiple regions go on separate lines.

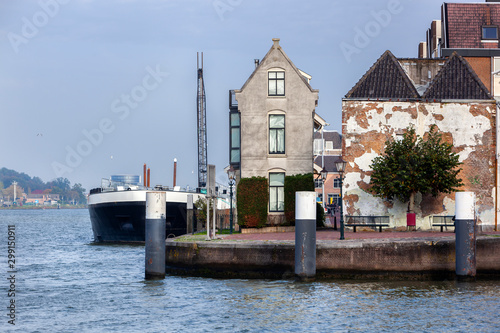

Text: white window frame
xmin=269 ymin=114 xmax=285 ymax=155
xmin=269 ymin=172 xmax=285 ymax=212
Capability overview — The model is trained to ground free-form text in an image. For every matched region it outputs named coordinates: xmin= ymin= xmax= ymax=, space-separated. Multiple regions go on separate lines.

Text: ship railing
xmin=98 ymin=178 xmax=203 ymax=194
xmin=100 ymin=178 xmax=146 ymax=192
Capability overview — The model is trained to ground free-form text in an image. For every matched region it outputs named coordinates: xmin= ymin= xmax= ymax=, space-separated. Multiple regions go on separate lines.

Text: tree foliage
xmin=316 ymin=202 xmax=325 ymax=228
xmin=0 ymin=167 xmax=87 ymax=204
xmin=2 ymin=184 xmax=25 ymax=201
xmin=194 ymin=197 xmax=213 ymax=227
xmin=284 ymin=173 xmax=314 ymax=225
xmin=369 ymin=126 xmax=463 ymax=212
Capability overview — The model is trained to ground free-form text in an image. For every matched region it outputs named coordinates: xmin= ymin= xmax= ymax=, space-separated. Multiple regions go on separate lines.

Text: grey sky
xmin=0 ymin=0 xmax=470 ymax=192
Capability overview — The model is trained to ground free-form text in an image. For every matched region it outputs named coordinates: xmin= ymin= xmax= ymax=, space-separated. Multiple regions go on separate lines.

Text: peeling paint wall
xmin=342 ymin=100 xmax=496 ymax=230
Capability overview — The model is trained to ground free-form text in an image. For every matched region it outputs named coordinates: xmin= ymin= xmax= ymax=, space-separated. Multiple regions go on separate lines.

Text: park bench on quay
xmin=432 ymin=215 xmax=455 ymax=232
xmin=344 ymin=215 xmax=390 ymax=232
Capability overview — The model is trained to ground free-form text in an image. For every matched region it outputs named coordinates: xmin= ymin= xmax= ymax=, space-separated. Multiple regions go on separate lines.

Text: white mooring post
xmin=145 ymin=191 xmax=166 ymax=280
xmin=455 ymin=192 xmax=476 ymax=281
xmin=295 ymin=191 xmax=317 ymax=280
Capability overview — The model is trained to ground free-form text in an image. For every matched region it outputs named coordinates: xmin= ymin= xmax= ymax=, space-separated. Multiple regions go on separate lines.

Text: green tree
xmin=369 ymin=125 xmax=463 ymax=213
xmin=194 ymin=197 xmax=211 ymax=227
xmin=71 ymin=183 xmax=86 ymax=203
xmin=2 ymin=184 xmax=25 ymax=201
xmin=48 ymin=177 xmax=71 ymax=192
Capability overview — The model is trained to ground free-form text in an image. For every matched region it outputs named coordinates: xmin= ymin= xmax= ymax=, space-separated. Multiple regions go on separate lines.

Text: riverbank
xmin=0 ymin=204 xmax=87 ymax=210
xmin=165 ymin=230 xmax=500 ymax=280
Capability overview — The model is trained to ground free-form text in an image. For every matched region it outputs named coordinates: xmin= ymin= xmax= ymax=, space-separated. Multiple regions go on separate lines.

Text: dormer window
xmin=482 ymin=26 xmax=498 ymax=40
xmin=268 ymin=71 xmax=285 ymax=96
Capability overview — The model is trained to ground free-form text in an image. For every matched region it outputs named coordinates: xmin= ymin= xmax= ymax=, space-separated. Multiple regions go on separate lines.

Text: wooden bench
xmin=345 ymin=216 xmax=390 ymax=232
xmin=432 ymin=215 xmax=455 ymax=232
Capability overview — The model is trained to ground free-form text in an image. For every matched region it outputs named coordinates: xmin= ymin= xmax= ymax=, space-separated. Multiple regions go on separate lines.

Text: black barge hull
xmin=88 ymin=189 xmax=201 ymax=243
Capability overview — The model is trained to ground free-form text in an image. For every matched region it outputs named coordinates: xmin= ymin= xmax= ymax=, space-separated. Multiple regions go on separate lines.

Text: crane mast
xmin=197 ymin=52 xmax=207 ymax=189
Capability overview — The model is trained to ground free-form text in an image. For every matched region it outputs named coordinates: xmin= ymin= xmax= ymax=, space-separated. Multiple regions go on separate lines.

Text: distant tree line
xmin=0 ymin=167 xmax=86 ymax=204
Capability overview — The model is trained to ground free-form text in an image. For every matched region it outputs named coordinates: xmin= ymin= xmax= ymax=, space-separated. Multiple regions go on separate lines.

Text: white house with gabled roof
xmin=229 ymin=38 xmax=323 ymax=225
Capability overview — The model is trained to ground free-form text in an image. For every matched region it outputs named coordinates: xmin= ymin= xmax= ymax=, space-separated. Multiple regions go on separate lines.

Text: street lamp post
xmin=320 ymin=167 xmax=328 ymax=211
xmin=335 ymin=159 xmax=347 ymax=240
xmin=228 ymin=166 xmax=236 ymax=234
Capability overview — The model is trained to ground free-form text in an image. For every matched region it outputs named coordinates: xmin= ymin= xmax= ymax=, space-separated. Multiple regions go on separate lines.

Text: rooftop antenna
xmin=197 ymin=52 xmax=208 ymax=189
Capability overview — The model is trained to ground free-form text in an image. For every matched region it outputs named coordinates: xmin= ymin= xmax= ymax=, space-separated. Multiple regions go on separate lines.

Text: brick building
xmin=419 ymin=1 xmax=500 ymax=98
xmin=313 ymin=130 xmax=343 ymax=209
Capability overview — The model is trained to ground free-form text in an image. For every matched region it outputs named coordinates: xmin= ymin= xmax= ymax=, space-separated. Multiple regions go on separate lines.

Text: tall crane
xmin=197 ymin=52 xmax=207 ymax=189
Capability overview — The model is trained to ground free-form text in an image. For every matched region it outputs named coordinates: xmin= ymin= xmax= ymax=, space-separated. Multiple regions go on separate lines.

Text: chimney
xmin=173 ymin=158 xmax=177 ymax=187
xmin=272 ymin=38 xmax=280 ymax=48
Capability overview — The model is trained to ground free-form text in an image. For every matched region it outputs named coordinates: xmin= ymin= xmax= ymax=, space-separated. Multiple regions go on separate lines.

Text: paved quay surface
xmin=219 ymin=229 xmax=500 ymax=242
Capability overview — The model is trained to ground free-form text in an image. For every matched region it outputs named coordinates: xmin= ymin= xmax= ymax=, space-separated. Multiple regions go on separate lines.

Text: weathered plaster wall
xmin=398 ymin=59 xmax=445 ymax=92
xmin=342 ymin=100 xmax=496 ymax=230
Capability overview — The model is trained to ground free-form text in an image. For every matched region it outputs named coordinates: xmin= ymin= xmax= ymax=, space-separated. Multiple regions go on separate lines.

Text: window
xmin=327 ymin=194 xmax=341 ymax=207
xmin=269 ymin=115 xmax=285 ymax=154
xmin=230 ymin=112 xmax=240 ymax=165
xmin=269 ymin=173 xmax=285 ymax=212
xmin=494 ymin=57 xmax=500 ymax=97
xmin=314 ymin=177 xmax=322 ymax=188
xmin=482 ymin=26 xmax=498 ymax=40
xmin=268 ymin=71 xmax=285 ymax=96
xmin=314 ymin=139 xmax=324 ymax=155
xmin=333 ymin=178 xmax=341 ymax=188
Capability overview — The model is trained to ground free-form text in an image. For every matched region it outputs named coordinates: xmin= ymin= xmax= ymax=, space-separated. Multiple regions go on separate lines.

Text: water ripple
xmin=0 ymin=209 xmax=499 ymax=332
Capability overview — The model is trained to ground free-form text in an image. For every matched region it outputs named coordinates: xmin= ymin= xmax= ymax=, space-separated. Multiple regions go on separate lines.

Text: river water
xmin=0 ymin=208 xmax=499 ymax=332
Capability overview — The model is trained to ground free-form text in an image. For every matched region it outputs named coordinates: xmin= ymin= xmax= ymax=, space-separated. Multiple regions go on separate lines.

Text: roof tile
xmin=345 ymin=50 xmax=420 ymax=99
xmin=445 ymin=3 xmax=500 ymax=49
xmin=422 ymin=52 xmax=492 ymax=100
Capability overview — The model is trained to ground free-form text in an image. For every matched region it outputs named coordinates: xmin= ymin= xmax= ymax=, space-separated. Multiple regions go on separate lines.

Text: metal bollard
xmin=455 ymin=192 xmax=476 ymax=281
xmin=145 ymin=191 xmax=166 ymax=280
xmin=295 ymin=191 xmax=317 ymax=280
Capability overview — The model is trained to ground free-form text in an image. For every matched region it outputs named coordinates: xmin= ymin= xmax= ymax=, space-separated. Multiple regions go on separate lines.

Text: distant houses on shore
xmin=1 ymin=190 xmax=61 ymax=207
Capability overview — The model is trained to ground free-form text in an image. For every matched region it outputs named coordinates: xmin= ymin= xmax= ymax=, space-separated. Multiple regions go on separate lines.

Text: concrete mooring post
xmin=295 ymin=191 xmax=317 ymax=280
xmin=145 ymin=191 xmax=166 ymax=280
xmin=455 ymin=192 xmax=476 ymax=281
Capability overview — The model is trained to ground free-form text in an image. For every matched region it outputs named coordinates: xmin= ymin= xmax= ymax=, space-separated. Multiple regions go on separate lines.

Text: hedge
xmin=236 ymin=176 xmax=268 ymax=228
xmin=284 ymin=173 xmax=314 ymax=225
xmin=316 ymin=202 xmax=325 ymax=228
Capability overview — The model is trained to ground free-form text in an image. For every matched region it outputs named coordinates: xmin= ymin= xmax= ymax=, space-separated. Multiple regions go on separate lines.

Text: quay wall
xmin=165 ymin=236 xmax=500 ymax=280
